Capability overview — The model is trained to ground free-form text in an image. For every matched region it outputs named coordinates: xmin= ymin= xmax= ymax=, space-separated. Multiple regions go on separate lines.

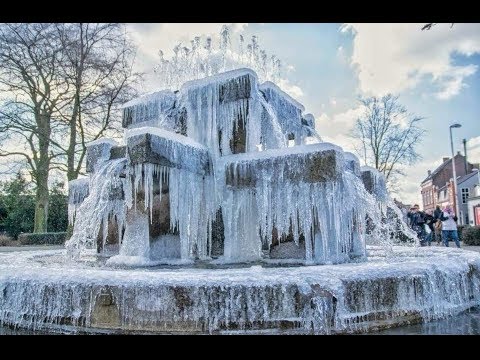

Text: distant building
xmin=420 ymin=152 xmax=479 ymax=224
xmin=467 ymin=180 xmax=480 ymax=226
xmin=457 ymin=170 xmax=480 ymax=225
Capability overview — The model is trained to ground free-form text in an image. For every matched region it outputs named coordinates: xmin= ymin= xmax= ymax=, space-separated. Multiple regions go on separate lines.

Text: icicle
xmin=124 ymin=161 xmax=214 ymax=262
xmin=65 ymin=158 xmax=127 ymax=258
xmin=67 ymin=178 xmax=89 ymax=225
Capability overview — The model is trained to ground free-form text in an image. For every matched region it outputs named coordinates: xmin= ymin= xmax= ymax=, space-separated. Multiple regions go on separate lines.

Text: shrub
xmin=0 ymin=174 xmax=35 ymax=239
xmin=18 ymin=232 xmax=67 ymax=245
xmin=461 ymin=226 xmax=480 ymax=246
xmin=48 ymin=184 xmax=68 ymax=233
xmin=0 ymin=234 xmax=16 ymax=246
xmin=0 ymin=174 xmax=68 ymax=239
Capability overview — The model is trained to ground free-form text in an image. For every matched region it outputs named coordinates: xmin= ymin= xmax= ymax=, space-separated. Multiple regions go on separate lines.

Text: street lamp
xmin=450 ymin=123 xmax=462 ymax=221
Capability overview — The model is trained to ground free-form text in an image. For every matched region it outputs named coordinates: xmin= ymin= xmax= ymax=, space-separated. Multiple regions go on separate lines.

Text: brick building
xmin=420 ymin=152 xmax=478 ymax=223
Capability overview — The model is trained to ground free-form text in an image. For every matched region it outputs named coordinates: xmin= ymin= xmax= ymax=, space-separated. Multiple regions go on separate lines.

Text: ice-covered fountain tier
xmin=2 ymin=69 xmax=480 ymax=334
xmin=66 ymin=68 xmax=387 ymax=266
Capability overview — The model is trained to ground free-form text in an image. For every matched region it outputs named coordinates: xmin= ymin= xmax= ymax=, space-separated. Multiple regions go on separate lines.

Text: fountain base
xmin=1 ymin=246 xmax=480 ymax=334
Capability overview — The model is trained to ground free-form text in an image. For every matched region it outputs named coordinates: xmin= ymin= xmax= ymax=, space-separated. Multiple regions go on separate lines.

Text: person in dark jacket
xmin=407 ymin=204 xmax=426 ymax=245
xmin=424 ymin=210 xmax=435 ymax=246
xmin=433 ymin=205 xmax=443 ymax=244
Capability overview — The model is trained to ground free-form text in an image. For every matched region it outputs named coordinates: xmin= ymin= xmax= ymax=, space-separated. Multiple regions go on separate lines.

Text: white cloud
xmin=314 ymin=105 xmax=365 ymax=154
xmin=435 ymin=64 xmax=478 ymax=99
xmin=276 ymin=78 xmax=304 ymax=99
xmin=468 ymin=136 xmax=480 ymax=165
xmin=337 ymin=45 xmax=348 ymax=64
xmin=343 ymin=23 xmax=480 ymax=99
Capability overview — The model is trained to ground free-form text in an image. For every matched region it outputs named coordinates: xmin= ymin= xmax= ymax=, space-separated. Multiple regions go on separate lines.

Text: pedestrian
xmin=440 ymin=204 xmax=460 ymax=248
xmin=433 ymin=205 xmax=443 ymax=245
xmin=407 ymin=204 xmax=426 ymax=246
xmin=424 ymin=209 xmax=435 ymax=246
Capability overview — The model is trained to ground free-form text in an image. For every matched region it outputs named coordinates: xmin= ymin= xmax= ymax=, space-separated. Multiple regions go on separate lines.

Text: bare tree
xmin=0 ymin=23 xmax=139 ymax=232
xmin=0 ymin=23 xmax=69 ymax=232
xmin=54 ymin=23 xmax=139 ymax=180
xmin=351 ymin=94 xmax=425 ymax=191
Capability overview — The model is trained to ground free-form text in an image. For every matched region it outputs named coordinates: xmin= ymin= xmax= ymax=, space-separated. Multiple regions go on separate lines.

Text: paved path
xmin=0 ymin=245 xmax=64 ymax=252
xmin=428 ymin=242 xmax=480 ymax=253
xmin=461 ymin=245 xmax=480 ymax=253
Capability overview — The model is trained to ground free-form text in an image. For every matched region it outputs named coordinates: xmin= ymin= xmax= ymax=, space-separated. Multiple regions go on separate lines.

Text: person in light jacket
xmin=440 ymin=204 xmax=460 ymax=248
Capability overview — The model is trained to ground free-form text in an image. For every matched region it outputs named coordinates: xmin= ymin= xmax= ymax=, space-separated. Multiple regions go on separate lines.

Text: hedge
xmin=457 ymin=225 xmax=467 ymax=241
xmin=462 ymin=226 xmax=480 ymax=246
xmin=18 ymin=232 xmax=67 ymax=245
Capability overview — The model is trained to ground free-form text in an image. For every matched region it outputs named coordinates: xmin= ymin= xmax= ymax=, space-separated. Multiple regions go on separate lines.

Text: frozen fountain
xmin=67 ymin=68 xmax=388 ymax=266
xmin=1 ymin=68 xmax=480 ymax=334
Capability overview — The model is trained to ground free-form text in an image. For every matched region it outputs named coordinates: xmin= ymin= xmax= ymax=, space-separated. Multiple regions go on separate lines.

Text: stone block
xmin=149 ymin=188 xmax=172 ymax=238
xmin=122 ymin=90 xmax=176 ymax=128
xmin=127 ymin=131 xmax=211 ymax=176
xmin=302 ymin=114 xmax=315 ymax=128
xmin=91 ymin=287 xmax=120 ymax=329
xmin=110 ymin=145 xmax=126 ymax=160
xmin=218 ymin=73 xmax=253 ymax=104
xmin=224 ymin=145 xmax=343 ymax=188
xmin=361 ymin=167 xmax=387 ymax=200
xmin=260 ymin=82 xmax=304 ymax=141
xmin=86 ymin=139 xmax=118 ymax=173
xmin=344 ymin=152 xmax=361 ymax=177
xmin=210 ymin=209 xmax=225 ymax=257
xmin=269 ymin=240 xmax=306 ymax=260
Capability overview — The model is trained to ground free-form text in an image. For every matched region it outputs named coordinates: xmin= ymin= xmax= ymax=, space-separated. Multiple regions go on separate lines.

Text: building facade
xmin=421 ymin=152 xmax=478 ymax=223
xmin=457 ymin=170 xmax=480 ymax=225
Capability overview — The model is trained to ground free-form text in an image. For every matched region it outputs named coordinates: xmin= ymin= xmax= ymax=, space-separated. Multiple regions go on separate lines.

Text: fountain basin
xmin=1 ymin=246 xmax=480 ymax=334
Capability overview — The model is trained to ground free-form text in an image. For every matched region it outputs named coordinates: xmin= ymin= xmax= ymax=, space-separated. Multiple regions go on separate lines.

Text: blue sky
xmin=128 ymin=23 xmax=480 ymax=205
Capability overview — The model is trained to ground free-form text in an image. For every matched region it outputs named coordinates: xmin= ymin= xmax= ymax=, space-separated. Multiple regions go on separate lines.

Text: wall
xmin=468 ymin=197 xmax=480 ymax=226
xmin=458 ymin=173 xmax=480 ymax=225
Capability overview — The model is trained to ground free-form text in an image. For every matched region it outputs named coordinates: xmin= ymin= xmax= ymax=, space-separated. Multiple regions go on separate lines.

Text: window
xmin=462 ymin=188 xmax=469 ymax=204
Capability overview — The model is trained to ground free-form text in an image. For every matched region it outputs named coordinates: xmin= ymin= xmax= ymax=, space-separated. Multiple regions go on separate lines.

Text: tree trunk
xmin=34 ymin=174 xmax=49 ymax=233
xmin=67 ymin=95 xmax=80 ymax=181
xmin=33 ymin=112 xmax=51 ymax=233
